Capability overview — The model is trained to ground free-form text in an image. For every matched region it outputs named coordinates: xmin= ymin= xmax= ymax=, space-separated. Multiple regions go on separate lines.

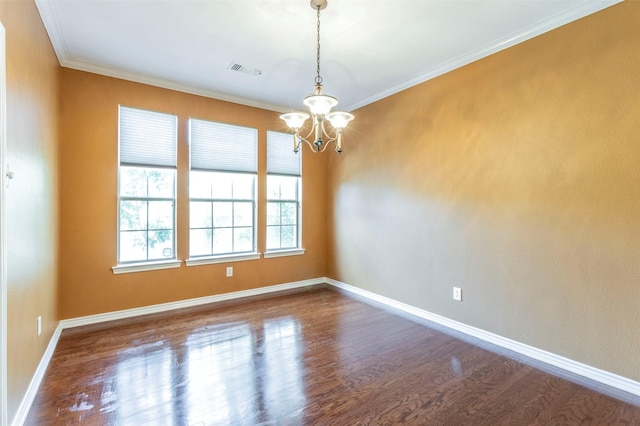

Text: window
xmin=266 ymin=131 xmax=302 ymax=252
xmin=189 ymin=119 xmax=257 ymax=259
xmin=117 ymin=106 xmax=177 ymax=265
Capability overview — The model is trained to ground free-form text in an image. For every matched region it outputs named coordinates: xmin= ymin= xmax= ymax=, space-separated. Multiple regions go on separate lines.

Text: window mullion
xmin=280 ymin=200 xmax=285 ymax=248
xmin=231 ymin=200 xmax=236 ymax=253
xmin=145 ymin=175 xmax=150 ymax=261
xmin=210 ymin=201 xmax=214 ymax=255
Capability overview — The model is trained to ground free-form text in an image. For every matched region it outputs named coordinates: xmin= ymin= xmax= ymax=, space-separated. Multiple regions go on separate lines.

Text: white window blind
xmin=119 ymin=106 xmax=177 ymax=167
xmin=267 ymin=131 xmax=301 ymax=176
xmin=190 ymin=119 xmax=257 ymax=173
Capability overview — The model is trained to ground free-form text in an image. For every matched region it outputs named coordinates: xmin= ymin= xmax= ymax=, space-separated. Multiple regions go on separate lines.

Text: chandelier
xmin=280 ymin=0 xmax=354 ymax=154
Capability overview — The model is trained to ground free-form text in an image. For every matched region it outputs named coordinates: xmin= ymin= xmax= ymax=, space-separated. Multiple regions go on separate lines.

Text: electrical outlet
xmin=37 ymin=316 xmax=42 ymax=336
xmin=226 ymin=266 xmax=233 ymax=277
xmin=453 ymin=287 xmax=462 ymax=301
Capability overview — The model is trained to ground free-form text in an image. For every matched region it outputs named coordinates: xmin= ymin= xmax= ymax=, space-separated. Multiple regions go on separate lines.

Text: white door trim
xmin=0 ymin=21 xmax=8 ymax=426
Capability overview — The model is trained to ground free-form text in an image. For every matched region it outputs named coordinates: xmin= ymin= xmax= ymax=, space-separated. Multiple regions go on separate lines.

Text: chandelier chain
xmin=315 ymin=5 xmax=322 ymax=85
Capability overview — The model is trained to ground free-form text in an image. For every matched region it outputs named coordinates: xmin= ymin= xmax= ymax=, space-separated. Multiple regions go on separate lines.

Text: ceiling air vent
xmin=228 ymin=62 xmax=263 ymax=77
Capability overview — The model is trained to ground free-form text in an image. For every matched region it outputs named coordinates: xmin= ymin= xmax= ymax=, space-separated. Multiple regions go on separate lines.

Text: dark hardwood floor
xmin=26 ymin=287 xmax=640 ymax=425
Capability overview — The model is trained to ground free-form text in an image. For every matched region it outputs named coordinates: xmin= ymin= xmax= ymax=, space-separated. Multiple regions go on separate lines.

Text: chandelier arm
xmin=300 ymin=124 xmax=316 ymax=141
xmin=322 ymin=135 xmax=337 ymax=144
xmin=293 ymin=123 xmax=343 ymax=153
xmin=314 ymin=139 xmax=335 ymax=153
xmin=295 ymin=128 xmax=337 ymax=153
xmin=298 ymin=137 xmax=319 ymax=152
xmin=297 ymin=134 xmax=331 ymax=152
xmin=320 ymin=119 xmax=338 ymax=141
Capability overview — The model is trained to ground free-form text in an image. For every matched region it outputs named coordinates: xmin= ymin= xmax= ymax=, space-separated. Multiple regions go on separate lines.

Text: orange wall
xmin=327 ymin=1 xmax=640 ymax=381
xmin=327 ymin=2 xmax=640 ymax=380
xmin=59 ymin=69 xmax=326 ymax=319
xmin=5 ymin=1 xmax=639 ymax=420
xmin=0 ymin=0 xmax=60 ymax=422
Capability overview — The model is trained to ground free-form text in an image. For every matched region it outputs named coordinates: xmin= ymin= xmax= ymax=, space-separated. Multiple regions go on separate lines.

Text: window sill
xmin=263 ymin=248 xmax=306 ymax=259
xmin=185 ymin=252 xmax=262 ymax=267
xmin=112 ymin=259 xmax=182 ymax=275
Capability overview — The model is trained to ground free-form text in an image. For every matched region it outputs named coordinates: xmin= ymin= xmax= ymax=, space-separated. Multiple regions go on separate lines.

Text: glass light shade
xmin=280 ymin=112 xmax=310 ymax=130
xmin=303 ymin=93 xmax=338 ymax=116
xmin=326 ymin=111 xmax=354 ymax=130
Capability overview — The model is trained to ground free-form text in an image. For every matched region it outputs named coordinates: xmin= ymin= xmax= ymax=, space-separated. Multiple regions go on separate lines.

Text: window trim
xmin=266 ymin=130 xmax=303 ymax=253
xmin=188 ymin=171 xmax=258 ymax=258
xmin=265 ymin=174 xmax=302 ymax=252
xmin=188 ymin=118 xmax=259 ymax=259
xmin=112 ymin=259 xmax=182 ymax=275
xmin=263 ymin=249 xmax=306 ymax=259
xmin=185 ymin=252 xmax=261 ymax=267
xmin=116 ymin=105 xmax=178 ymax=267
xmin=116 ymin=166 xmax=178 ymax=265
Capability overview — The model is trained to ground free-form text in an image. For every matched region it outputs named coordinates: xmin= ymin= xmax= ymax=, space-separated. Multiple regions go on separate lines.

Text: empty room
xmin=1 ymin=0 xmax=640 ymax=424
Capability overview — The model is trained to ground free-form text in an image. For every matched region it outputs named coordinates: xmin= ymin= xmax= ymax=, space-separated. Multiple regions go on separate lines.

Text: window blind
xmin=267 ymin=130 xmax=301 ymax=176
xmin=190 ymin=119 xmax=257 ymax=173
xmin=119 ymin=106 xmax=177 ymax=167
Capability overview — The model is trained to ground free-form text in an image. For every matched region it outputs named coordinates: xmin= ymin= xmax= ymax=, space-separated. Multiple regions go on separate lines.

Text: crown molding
xmin=61 ymin=58 xmax=286 ymax=113
xmin=36 ymin=0 xmax=623 ymax=115
xmin=346 ymin=0 xmax=623 ymax=111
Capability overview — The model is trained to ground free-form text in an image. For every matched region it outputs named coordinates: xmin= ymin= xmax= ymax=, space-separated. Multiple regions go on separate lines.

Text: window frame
xmin=265 ymin=174 xmax=303 ymax=254
xmin=186 ymin=118 xmax=260 ymax=266
xmin=265 ymin=130 xmax=304 ymax=257
xmin=188 ymin=170 xmax=258 ymax=261
xmin=117 ymin=166 xmax=178 ymax=263
xmin=113 ymin=106 xmax=181 ymax=274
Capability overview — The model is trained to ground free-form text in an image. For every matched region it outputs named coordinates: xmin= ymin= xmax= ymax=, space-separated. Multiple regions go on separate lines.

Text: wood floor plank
xmin=25 ymin=288 xmax=640 ymax=425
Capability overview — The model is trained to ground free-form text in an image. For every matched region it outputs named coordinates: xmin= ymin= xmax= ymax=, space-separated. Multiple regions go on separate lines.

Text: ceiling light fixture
xmin=280 ymin=0 xmax=354 ymax=154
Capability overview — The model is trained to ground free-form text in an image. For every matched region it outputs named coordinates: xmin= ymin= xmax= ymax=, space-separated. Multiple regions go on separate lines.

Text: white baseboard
xmin=11 ymin=324 xmax=63 ymax=426
xmin=60 ymin=278 xmax=325 ymax=329
xmin=12 ymin=278 xmax=325 ymax=425
xmin=325 ymin=278 xmax=640 ymax=400
xmin=13 ymin=275 xmax=640 ymax=425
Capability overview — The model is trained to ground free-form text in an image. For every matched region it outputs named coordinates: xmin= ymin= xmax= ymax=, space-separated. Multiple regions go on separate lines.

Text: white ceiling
xmin=35 ymin=0 xmax=620 ymax=113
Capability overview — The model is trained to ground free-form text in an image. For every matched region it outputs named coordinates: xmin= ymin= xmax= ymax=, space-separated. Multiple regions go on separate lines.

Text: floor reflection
xmin=104 ymin=317 xmax=305 ymax=425
xmin=260 ymin=318 xmax=306 ymax=421
xmin=186 ymin=322 xmax=255 ymax=424
xmin=112 ymin=344 xmax=175 ymax=423
xmin=26 ymin=290 xmax=640 ymax=425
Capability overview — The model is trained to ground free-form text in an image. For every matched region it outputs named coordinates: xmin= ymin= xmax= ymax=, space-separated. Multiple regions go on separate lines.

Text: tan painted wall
xmin=4 ymin=0 xmax=638 ymax=419
xmin=0 ymin=0 xmax=60 ymax=422
xmin=327 ymin=1 xmax=640 ymax=381
xmin=59 ymin=69 xmax=326 ymax=319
